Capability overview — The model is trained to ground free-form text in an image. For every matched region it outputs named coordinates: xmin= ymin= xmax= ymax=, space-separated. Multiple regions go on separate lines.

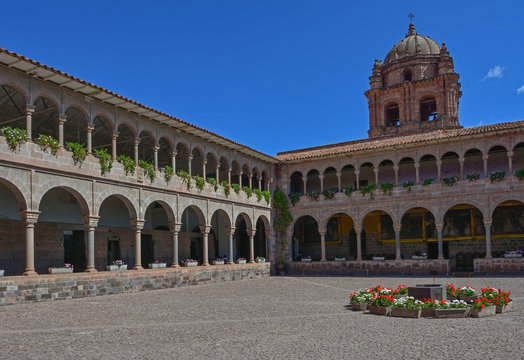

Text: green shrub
xmin=138 ymin=160 xmax=155 ymax=182
xmin=231 ymin=183 xmax=240 ymax=194
xmin=273 ymin=188 xmax=292 ymax=250
xmin=380 ymin=182 xmax=394 ymax=196
xmin=65 ymin=142 xmax=87 ymax=166
xmin=0 ymin=126 xmax=27 ymax=150
xmin=194 ymin=175 xmax=205 ymax=190
xmin=177 ymin=169 xmax=191 ymax=189
xmin=164 ymin=165 xmax=174 ymax=183
xmin=94 ymin=148 xmax=113 ymax=175
xmin=360 ymin=184 xmax=376 ymax=199
xmin=117 ymin=155 xmax=135 ymax=175
xmin=221 ymin=180 xmax=231 ymax=196
xmin=422 ymin=178 xmax=434 ymax=186
xmin=37 ymin=134 xmax=59 ymax=155
xmin=515 ymin=168 xmax=524 ymax=180
xmin=262 ymin=190 xmax=271 ymax=205
xmin=254 ymin=188 xmax=263 ymax=202
xmin=288 ymin=192 xmax=301 ymax=206
xmin=242 ymin=186 xmax=253 ymax=198
xmin=402 ymin=180 xmax=415 ymax=192
xmin=207 ymin=177 xmax=218 ymax=191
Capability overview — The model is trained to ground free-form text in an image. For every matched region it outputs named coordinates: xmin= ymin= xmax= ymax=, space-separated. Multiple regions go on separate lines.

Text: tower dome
xmin=384 ymin=23 xmax=440 ymax=65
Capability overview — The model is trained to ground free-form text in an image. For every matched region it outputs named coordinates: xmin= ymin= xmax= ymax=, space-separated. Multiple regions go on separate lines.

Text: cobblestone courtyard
xmin=1 ymin=276 xmax=523 ymax=359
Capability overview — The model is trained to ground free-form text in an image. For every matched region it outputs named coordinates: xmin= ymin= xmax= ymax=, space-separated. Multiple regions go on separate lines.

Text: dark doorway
xmin=190 ymin=238 xmax=202 ymax=262
xmin=63 ymin=230 xmax=86 ymax=272
xmin=235 ymin=220 xmax=249 ymax=259
xmin=107 ymin=239 xmax=121 ymax=264
xmin=427 ymin=241 xmax=449 ymax=259
xmin=141 ymin=234 xmax=154 ymax=266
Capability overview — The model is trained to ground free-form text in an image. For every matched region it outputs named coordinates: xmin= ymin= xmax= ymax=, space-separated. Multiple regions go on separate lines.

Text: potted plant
xmin=307 ymin=190 xmax=320 ymax=201
xmin=466 ymin=172 xmax=480 ymax=182
xmin=184 ymin=259 xmax=199 ymax=267
xmin=457 ymin=286 xmax=478 ymax=303
xmin=380 ymin=182 xmax=394 ymax=196
xmin=391 ymin=296 xmax=423 ymax=318
xmin=433 ymin=299 xmax=470 ymax=318
xmin=369 ymin=294 xmax=394 ymax=316
xmin=341 ymin=186 xmax=355 ymax=197
xmin=402 ymin=180 xmax=415 ymax=192
xmin=148 ymin=260 xmax=167 ymax=269
xmin=349 ymin=290 xmax=373 ymax=311
xmin=489 ymin=170 xmax=506 ymax=183
xmin=212 ymin=258 xmax=225 ymax=265
xmin=301 ymin=256 xmax=312 ymax=262
xmin=442 ymin=175 xmax=459 ymax=186
xmin=493 ymin=289 xmax=512 ymax=313
xmin=420 ymin=299 xmax=438 ymax=318
xmin=48 ymin=263 xmax=74 ymax=274
xmin=446 ymin=283 xmax=458 ymax=300
xmin=360 ymin=184 xmax=376 ymax=199
xmin=504 ymin=250 xmax=523 ymax=258
xmin=470 ymin=298 xmax=496 ymax=318
xmin=322 ymin=188 xmax=336 ymax=200
xmin=256 ymin=256 xmax=265 ymax=263
xmin=334 ymin=256 xmax=346 ymax=261
xmin=236 ymin=258 xmax=247 ymax=264
xmin=107 ymin=260 xmax=127 ymax=271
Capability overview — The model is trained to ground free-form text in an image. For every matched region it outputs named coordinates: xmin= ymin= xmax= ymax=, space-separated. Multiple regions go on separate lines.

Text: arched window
xmin=403 ymin=69 xmax=412 ymax=82
xmin=385 ymin=103 xmax=399 ymax=127
xmin=420 ymin=96 xmax=437 ymax=121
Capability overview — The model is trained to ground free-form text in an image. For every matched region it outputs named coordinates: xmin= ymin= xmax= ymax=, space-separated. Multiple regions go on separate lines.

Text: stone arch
xmin=191 ymin=146 xmax=205 ymax=177
xmin=64 ymin=106 xmax=89 ymax=144
xmin=440 ymin=201 xmax=486 ymax=223
xmin=340 ymin=164 xmax=356 ymax=189
xmin=513 ymin=142 xmax=524 ymax=171
xmin=158 ymin=136 xmax=174 ymax=169
xmin=252 ymin=167 xmax=260 ymax=189
xmin=0 ymin=177 xmax=28 ymax=217
xmin=254 ymin=216 xmax=268 ymax=259
xmin=378 ymin=159 xmax=395 ymax=185
xmin=290 ymin=171 xmax=304 ymax=194
xmin=0 ymin=84 xmax=27 ymax=130
xmin=441 ymin=151 xmax=460 ymax=180
xmin=210 ymin=208 xmax=232 ymax=259
xmin=306 ymin=169 xmax=320 ymax=193
xmin=36 ymin=183 xmax=91 ymax=217
xmin=384 ymin=100 xmax=400 ymax=127
xmin=323 ymin=166 xmax=338 ymax=190
xmin=138 ymin=129 xmax=156 ymax=163
xmin=292 ymin=215 xmax=321 ymax=260
xmin=488 ymin=197 xmax=524 ymax=219
xmin=205 ymin=151 xmax=218 ymax=179
xmin=30 ymin=88 xmax=59 ymax=110
xmin=116 ymin=122 xmax=136 ymax=159
xmin=32 ymin=95 xmax=59 ymax=140
xmin=241 ymin=163 xmax=251 ymax=187
xmin=97 ymin=191 xmax=138 ymax=221
xmin=418 ymin=93 xmax=438 ymax=122
xmin=175 ymin=141 xmax=190 ymax=173
xmin=398 ymin=157 xmax=415 ymax=184
xmin=419 ymin=154 xmax=438 ymax=183
xmin=0 ymin=169 xmax=30 ymax=211
xmin=359 ymin=207 xmax=397 ymax=227
xmin=231 ymin=160 xmax=241 ymax=185
xmin=180 ymin=204 xmax=206 ymax=227
xmin=142 ymin=198 xmax=176 ymax=225
xmin=487 ymin=145 xmax=508 ymax=174
xmin=359 ymin=162 xmax=375 ymax=186
xmin=463 ymin=148 xmax=484 ymax=179
xmin=235 ymin=212 xmax=253 ymax=230
xmin=92 ymin=115 xmax=114 ymax=153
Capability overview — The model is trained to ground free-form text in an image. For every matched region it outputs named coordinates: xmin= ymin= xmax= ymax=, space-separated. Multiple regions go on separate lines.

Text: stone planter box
xmin=256 ymin=258 xmax=265 ymax=263
xmin=409 ymin=284 xmax=446 ymax=301
xmin=236 ymin=259 xmax=247 ymax=264
xmin=301 ymin=258 xmax=312 ymax=262
xmin=504 ymin=253 xmax=522 ymax=258
xmin=350 ymin=300 xmax=368 ymax=311
xmin=148 ymin=263 xmax=167 ymax=269
xmin=470 ymin=305 xmax=496 ymax=318
xmin=106 ymin=264 xmax=127 ymax=271
xmin=368 ymin=305 xmax=391 ymax=316
xmin=212 ymin=260 xmax=225 ymax=265
xmin=496 ymin=301 xmax=512 ymax=313
xmin=434 ymin=308 xmax=470 ymax=319
xmin=334 ymin=258 xmax=346 ymax=261
xmin=48 ymin=267 xmax=73 ymax=274
xmin=0 ymin=270 xmax=4 ymax=276
xmin=391 ymin=307 xmax=421 ymax=318
xmin=372 ymin=257 xmax=385 ymax=261
xmin=420 ymin=308 xmax=435 ymax=318
xmin=411 ymin=256 xmax=427 ymax=260
xmin=447 ymin=294 xmax=458 ymax=301
xmin=458 ymin=294 xmax=479 ymax=303
xmin=185 ymin=261 xmax=198 ymax=267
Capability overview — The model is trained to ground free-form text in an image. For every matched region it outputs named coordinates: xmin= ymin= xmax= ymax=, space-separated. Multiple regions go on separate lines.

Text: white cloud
xmin=481 ymin=65 xmax=504 ymax=82
xmin=518 ymin=84 xmax=524 ymax=94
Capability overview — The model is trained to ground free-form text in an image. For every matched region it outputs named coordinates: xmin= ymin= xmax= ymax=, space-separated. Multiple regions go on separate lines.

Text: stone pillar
xmin=258 ymin=177 xmax=262 ymax=190
xmin=227 ymin=227 xmax=235 ymax=264
xmin=83 ymin=215 xmax=100 ymax=272
xmin=436 ymin=160 xmax=442 ymax=183
xmin=302 ymin=176 xmax=306 ymax=194
xmin=483 ymin=155 xmax=488 ymax=179
xmin=25 ymin=105 xmax=34 ymax=140
xmin=355 ymin=226 xmax=362 ymax=261
xmin=131 ymin=219 xmax=145 ymax=269
xmin=336 ymin=172 xmax=341 ymax=191
xmin=393 ymin=165 xmax=399 ymax=187
xmin=111 ymin=131 xmax=118 ymax=161
xmin=153 ymin=145 xmax=159 ymax=171
xmin=20 ymin=210 xmax=40 ymax=276
xmin=484 ymin=220 xmax=492 ymax=258
xmin=171 ymin=151 xmax=177 ymax=171
xmin=202 ymin=160 xmax=207 ymax=178
xmin=394 ymin=224 xmax=401 ymax=260
xmin=86 ymin=124 xmax=94 ymax=155
xmin=319 ymin=174 xmax=324 ymax=192
xmin=319 ymin=230 xmax=327 ymax=262
xmin=414 ymin=162 xmax=420 ymax=185
xmin=216 ymin=165 xmax=220 ymax=183
xmin=374 ymin=167 xmax=379 ymax=185
xmin=239 ymin=171 xmax=243 ymax=187
xmin=200 ymin=225 xmax=211 ymax=266
xmin=436 ymin=222 xmax=444 ymax=260
xmin=248 ymin=229 xmax=256 ymax=263
xmin=355 ymin=170 xmax=360 ymax=190
xmin=58 ymin=114 xmax=67 ymax=148
xmin=169 ymin=222 xmax=182 ymax=267
xmin=508 ymin=151 xmax=514 ymax=176
xmin=249 ymin=174 xmax=253 ymax=189
xmin=459 ymin=157 xmax=465 ymax=181
xmin=188 ymin=155 xmax=193 ymax=176
xmin=228 ymin=168 xmax=232 ymax=184
xmin=134 ymin=138 xmax=140 ymax=165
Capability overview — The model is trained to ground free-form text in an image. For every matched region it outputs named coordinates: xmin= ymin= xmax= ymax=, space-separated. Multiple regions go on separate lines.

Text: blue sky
xmin=2 ymin=1 xmax=523 ymax=156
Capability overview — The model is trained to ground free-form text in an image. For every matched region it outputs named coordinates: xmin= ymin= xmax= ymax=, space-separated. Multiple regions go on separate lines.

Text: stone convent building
xmin=0 ymin=23 xmax=523 ymax=286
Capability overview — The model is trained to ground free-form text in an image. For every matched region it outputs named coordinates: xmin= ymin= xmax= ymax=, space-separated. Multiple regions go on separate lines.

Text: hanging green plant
xmin=322 ymin=188 xmax=337 ymax=200
xmin=164 ymin=165 xmax=174 ymax=183
xmin=221 ymin=180 xmax=231 ymax=195
xmin=254 ymin=188 xmax=263 ymax=202
xmin=117 ymin=155 xmax=135 ymax=175
xmin=442 ymin=175 xmax=459 ymax=186
xmin=65 ymin=142 xmax=87 ymax=165
xmin=231 ymin=183 xmax=241 ymax=194
xmin=0 ymin=126 xmax=27 ymax=151
xmin=194 ymin=175 xmax=205 ymax=190
xmin=177 ymin=169 xmax=191 ymax=189
xmin=307 ymin=190 xmax=320 ymax=201
xmin=242 ymin=185 xmax=253 ymax=198
xmin=262 ymin=190 xmax=271 ymax=205
xmin=341 ymin=186 xmax=355 ymax=196
xmin=94 ymin=148 xmax=113 ymax=175
xmin=360 ymin=184 xmax=376 ymax=199
xmin=402 ymin=180 xmax=415 ymax=192
xmin=466 ymin=172 xmax=480 ymax=182
xmin=288 ymin=192 xmax=301 ymax=206
xmin=380 ymin=182 xmax=394 ymax=196
xmin=138 ymin=160 xmax=156 ymax=182
xmin=206 ymin=177 xmax=218 ymax=191
xmin=37 ymin=134 xmax=59 ymax=155
xmin=422 ymin=178 xmax=434 ymax=186
xmin=489 ymin=171 xmax=506 ymax=183
xmin=515 ymin=168 xmax=524 ymax=180
xmin=273 ymin=188 xmax=293 ymax=250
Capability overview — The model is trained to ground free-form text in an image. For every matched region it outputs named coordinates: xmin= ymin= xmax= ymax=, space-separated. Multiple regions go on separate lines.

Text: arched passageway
xmin=143 ymin=201 xmax=172 ymax=266
xmin=234 ymin=215 xmax=250 ymax=260
xmin=0 ymin=180 xmax=26 ymax=275
xmin=180 ymin=206 xmax=204 ymax=264
xmin=292 ymin=215 xmax=320 ymax=260
xmin=325 ymin=213 xmax=355 ymax=260
xmin=254 ymin=218 xmax=267 ymax=259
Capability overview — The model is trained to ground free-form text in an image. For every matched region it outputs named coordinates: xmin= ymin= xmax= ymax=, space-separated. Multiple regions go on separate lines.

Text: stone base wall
xmin=285 ymin=260 xmax=450 ymax=276
xmin=0 ymin=263 xmax=270 ymax=306
xmin=473 ymin=258 xmax=524 ymax=274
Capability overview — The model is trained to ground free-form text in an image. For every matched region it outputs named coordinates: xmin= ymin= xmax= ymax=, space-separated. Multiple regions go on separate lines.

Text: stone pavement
xmin=0 ymin=276 xmax=522 ymax=359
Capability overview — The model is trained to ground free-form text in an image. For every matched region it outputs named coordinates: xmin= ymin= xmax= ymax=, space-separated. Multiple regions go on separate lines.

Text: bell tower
xmin=365 ymin=23 xmax=462 ymax=138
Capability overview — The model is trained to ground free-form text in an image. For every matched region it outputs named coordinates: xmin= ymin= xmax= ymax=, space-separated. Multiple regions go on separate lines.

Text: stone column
xmin=393 ymin=165 xmax=399 ymax=187
xmin=302 ymin=176 xmax=306 ymax=194
xmin=216 ymin=165 xmax=220 ymax=183
xmin=171 ymin=151 xmax=177 ymax=171
xmin=86 ymin=124 xmax=94 ymax=155
xmin=483 ymin=155 xmax=489 ymax=179
xmin=248 ymin=229 xmax=256 ymax=263
xmin=394 ymin=224 xmax=401 ymax=260
xmin=187 ymin=155 xmax=193 ymax=176
xmin=355 ymin=226 xmax=362 ymax=261
xmin=131 ymin=219 xmax=145 ymax=269
xmin=319 ymin=174 xmax=324 ymax=192
xmin=374 ymin=167 xmax=379 ymax=185
xmin=459 ymin=157 xmax=465 ymax=181
xmin=228 ymin=168 xmax=232 ymax=184
xmin=319 ymin=229 xmax=327 ymax=262
xmin=355 ymin=170 xmax=360 ymax=190
xmin=239 ymin=171 xmax=243 ymax=187
xmin=258 ymin=177 xmax=262 ymax=190
xmin=83 ymin=215 xmax=100 ymax=272
xmin=200 ymin=225 xmax=211 ymax=266
xmin=134 ymin=138 xmax=140 ymax=165
xmin=111 ymin=131 xmax=119 ymax=161
xmin=414 ymin=162 xmax=420 ymax=185
xmin=249 ymin=174 xmax=253 ymax=189
xmin=202 ymin=160 xmax=207 ymax=178
xmin=436 ymin=222 xmax=444 ymax=260
xmin=484 ymin=220 xmax=492 ymax=258
xmin=169 ymin=222 xmax=182 ymax=267
xmin=25 ymin=105 xmax=35 ymax=140
xmin=336 ymin=172 xmax=341 ymax=191
xmin=227 ymin=227 xmax=235 ymax=264
xmin=153 ymin=145 xmax=159 ymax=171
xmin=508 ymin=151 xmax=514 ymax=176
xmin=436 ymin=160 xmax=442 ymax=183
xmin=58 ymin=114 xmax=67 ymax=148
xmin=20 ymin=210 xmax=40 ymax=276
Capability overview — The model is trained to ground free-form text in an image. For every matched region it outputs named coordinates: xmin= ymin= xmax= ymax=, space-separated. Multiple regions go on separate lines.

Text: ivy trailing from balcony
xmin=206 ymin=177 xmax=218 ymax=191
xmin=0 ymin=126 xmax=27 ymax=151
xmin=242 ymin=185 xmax=253 ymax=198
xmin=341 ymin=186 xmax=355 ymax=196
xmin=138 ymin=160 xmax=155 ymax=182
xmin=489 ymin=170 xmax=506 ymax=183
xmin=117 ymin=155 xmax=135 ymax=175
xmin=254 ymin=188 xmax=263 ymax=202
xmin=515 ymin=168 xmax=524 ymax=180
xmin=288 ymin=192 xmax=301 ymax=206
xmin=94 ymin=148 xmax=112 ymax=175
xmin=194 ymin=175 xmax=205 ymax=191
xmin=380 ymin=182 xmax=394 ymax=196
xmin=231 ymin=183 xmax=241 ymax=194
xmin=273 ymin=188 xmax=293 ymax=250
xmin=221 ymin=180 xmax=231 ymax=196
xmin=422 ymin=178 xmax=434 ymax=186
xmin=262 ymin=190 xmax=271 ymax=205
xmin=442 ymin=175 xmax=458 ymax=186
xmin=177 ymin=169 xmax=191 ymax=189
xmin=402 ymin=180 xmax=415 ymax=192
xmin=360 ymin=184 xmax=376 ymax=199
xmin=164 ymin=165 xmax=174 ymax=183
xmin=65 ymin=142 xmax=87 ymax=166
xmin=37 ymin=134 xmax=59 ymax=155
